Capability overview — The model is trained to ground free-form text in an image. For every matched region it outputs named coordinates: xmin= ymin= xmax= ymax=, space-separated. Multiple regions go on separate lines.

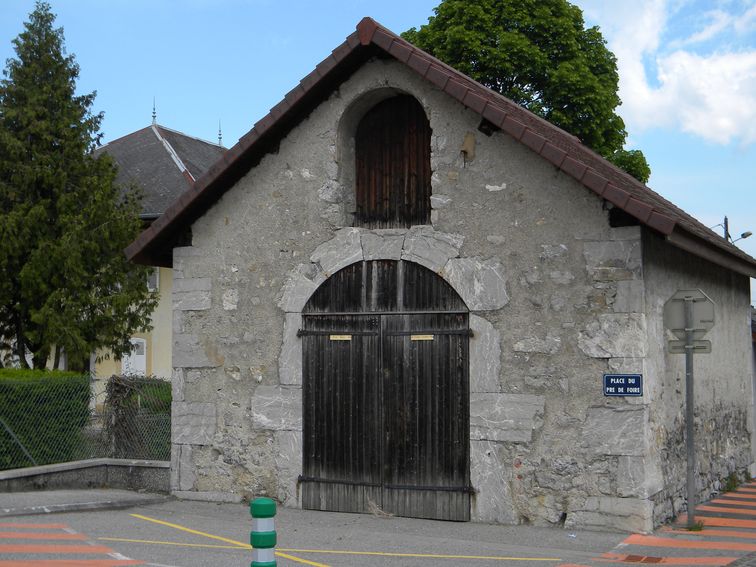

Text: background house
xmin=94 ymin=123 xmax=225 ymax=382
xmin=127 ymin=19 xmax=756 ymax=532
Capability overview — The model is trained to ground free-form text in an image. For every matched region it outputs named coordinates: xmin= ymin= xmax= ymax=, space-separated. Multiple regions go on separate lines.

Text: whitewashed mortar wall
xmin=168 ymin=58 xmax=752 ymax=531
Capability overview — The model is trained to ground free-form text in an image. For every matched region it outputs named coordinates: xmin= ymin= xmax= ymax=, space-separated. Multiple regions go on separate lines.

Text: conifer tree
xmin=0 ymin=2 xmax=157 ymax=371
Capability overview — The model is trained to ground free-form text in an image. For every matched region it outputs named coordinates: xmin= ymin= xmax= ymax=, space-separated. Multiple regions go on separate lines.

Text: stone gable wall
xmin=168 ymin=58 xmax=691 ymax=531
xmin=641 ymin=231 xmax=753 ymax=525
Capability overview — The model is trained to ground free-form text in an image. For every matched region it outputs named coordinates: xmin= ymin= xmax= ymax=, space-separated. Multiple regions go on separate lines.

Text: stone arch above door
xmin=277 ymin=226 xmax=508 ymax=393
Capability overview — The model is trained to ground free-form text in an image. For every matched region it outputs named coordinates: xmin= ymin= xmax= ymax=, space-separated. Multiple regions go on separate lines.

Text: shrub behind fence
xmin=0 ymin=370 xmax=171 ymax=471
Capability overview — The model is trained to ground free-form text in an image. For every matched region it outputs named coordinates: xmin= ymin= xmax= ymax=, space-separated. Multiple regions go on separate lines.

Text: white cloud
xmin=671 ymin=9 xmax=731 ymax=46
xmin=734 ymin=3 xmax=756 ymax=34
xmin=575 ymin=0 xmax=756 ymax=147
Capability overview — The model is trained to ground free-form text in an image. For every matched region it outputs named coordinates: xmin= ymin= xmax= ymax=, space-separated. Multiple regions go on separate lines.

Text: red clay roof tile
xmin=540 ymin=143 xmax=567 ymax=168
xmin=501 ymin=116 xmax=526 ymax=140
xmin=560 ymin=156 xmax=587 ymax=181
xmin=462 ymin=90 xmax=488 ymax=114
xmin=603 ymin=184 xmax=630 ymax=208
xmin=521 ymin=130 xmax=547 ymax=154
xmin=425 ymin=65 xmax=450 ymax=89
xmin=583 ymin=169 xmax=609 ymax=195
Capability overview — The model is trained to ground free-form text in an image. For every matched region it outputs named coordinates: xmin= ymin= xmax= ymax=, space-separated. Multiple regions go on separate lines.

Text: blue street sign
xmin=603 ymin=374 xmax=643 ymax=397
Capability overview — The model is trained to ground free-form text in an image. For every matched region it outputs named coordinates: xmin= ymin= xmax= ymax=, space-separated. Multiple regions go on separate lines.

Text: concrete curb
xmin=0 ymin=494 xmax=171 ymax=518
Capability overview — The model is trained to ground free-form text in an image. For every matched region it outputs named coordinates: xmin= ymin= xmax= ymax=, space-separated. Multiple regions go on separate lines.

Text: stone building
xmin=126 ymin=19 xmax=756 ymax=532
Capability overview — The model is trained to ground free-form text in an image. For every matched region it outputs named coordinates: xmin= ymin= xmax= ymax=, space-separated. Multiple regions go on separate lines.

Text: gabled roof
xmin=125 ymin=18 xmax=756 ymax=278
xmin=96 ymin=124 xmax=225 ymax=218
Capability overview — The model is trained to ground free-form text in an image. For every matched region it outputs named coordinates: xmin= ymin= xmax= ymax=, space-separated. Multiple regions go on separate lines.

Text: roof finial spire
xmin=152 ymin=98 xmax=157 ymax=125
xmin=218 ymin=119 xmax=222 ymax=147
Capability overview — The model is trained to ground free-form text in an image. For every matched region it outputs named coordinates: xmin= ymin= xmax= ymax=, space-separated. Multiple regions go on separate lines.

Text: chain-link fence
xmin=0 ymin=373 xmax=171 ymax=471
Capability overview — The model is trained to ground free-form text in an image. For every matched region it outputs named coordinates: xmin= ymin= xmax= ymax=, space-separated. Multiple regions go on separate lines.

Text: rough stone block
xmin=317 ymin=180 xmax=344 ymax=203
xmin=402 ymin=226 xmax=463 ymax=272
xmin=173 ymin=289 xmax=211 ymax=311
xmin=470 ymin=440 xmax=516 ymax=523
xmin=311 ymin=228 xmax=363 ymax=276
xmin=577 ymin=314 xmax=647 ymax=358
xmin=279 ymin=313 xmax=302 ymax=386
xmin=222 ymin=289 xmax=239 ymax=311
xmin=251 ymin=386 xmax=302 ymax=431
xmin=361 ymin=231 xmax=404 ymax=261
xmin=617 ymin=456 xmax=663 ymax=498
xmin=173 ymin=334 xmax=219 ymax=368
xmin=469 ymin=315 xmax=501 ymax=393
xmin=566 ymin=496 xmax=653 ymax=533
xmin=613 ymin=280 xmax=645 ymax=313
xmin=608 ymin=357 xmax=644 ymax=374
xmin=430 ymin=194 xmax=452 ymax=209
xmin=581 ymin=406 xmax=647 ymax=456
xmin=177 ymin=444 xmax=195 ymax=491
xmin=583 ymin=240 xmax=641 ymax=281
xmin=443 ymin=257 xmax=509 ymax=311
xmin=278 ymin=263 xmax=325 ymax=313
xmin=173 ymin=277 xmax=212 ymax=293
xmin=513 ymin=334 xmax=561 ymax=355
xmin=172 ymin=368 xmax=185 ymax=402
xmin=274 ymin=430 xmax=302 ymax=507
xmin=173 ymin=402 xmax=216 ymax=445
xmin=470 ymin=393 xmax=545 ymax=443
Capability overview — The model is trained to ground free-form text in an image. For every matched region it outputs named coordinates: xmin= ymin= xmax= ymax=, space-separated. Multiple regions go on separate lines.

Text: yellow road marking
xmin=129 ymin=513 xmax=329 ymax=567
xmin=128 ymin=513 xmax=561 ymax=564
xmin=100 ymin=536 xmax=248 ymax=550
xmin=277 ymin=548 xmax=562 ymax=562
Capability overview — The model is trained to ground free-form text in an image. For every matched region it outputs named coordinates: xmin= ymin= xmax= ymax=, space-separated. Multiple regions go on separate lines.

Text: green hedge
xmin=0 ymin=370 xmax=91 ymax=470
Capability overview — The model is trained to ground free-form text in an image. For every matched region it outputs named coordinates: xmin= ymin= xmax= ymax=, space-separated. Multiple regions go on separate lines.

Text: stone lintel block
xmin=470 ymin=393 xmax=545 ymax=443
xmin=172 ymin=402 xmax=216 ymax=445
xmin=443 ymin=257 xmax=509 ymax=311
xmin=578 ymin=314 xmax=647 ymax=358
xmin=469 ymin=315 xmax=501 ymax=393
xmin=613 ymin=280 xmax=645 ymax=313
xmin=361 ymin=231 xmax=404 ymax=261
xmin=581 ymin=406 xmax=647 ymax=456
xmin=470 ymin=440 xmax=516 ymax=523
xmin=278 ymin=263 xmax=326 ymax=313
xmin=173 ymin=334 xmax=219 ymax=368
xmin=279 ymin=313 xmax=302 ymax=386
xmin=311 ymin=228 xmax=363 ymax=276
xmin=402 ymin=226 xmax=463 ymax=272
xmin=251 ymin=386 xmax=302 ymax=431
xmin=566 ymin=496 xmax=653 ymax=533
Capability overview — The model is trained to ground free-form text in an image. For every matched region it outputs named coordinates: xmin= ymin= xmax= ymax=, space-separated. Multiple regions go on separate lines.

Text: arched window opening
xmin=354 ymin=95 xmax=431 ymax=228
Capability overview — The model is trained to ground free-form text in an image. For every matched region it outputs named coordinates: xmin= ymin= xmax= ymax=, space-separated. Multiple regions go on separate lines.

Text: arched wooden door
xmin=300 ymin=260 xmax=470 ymax=521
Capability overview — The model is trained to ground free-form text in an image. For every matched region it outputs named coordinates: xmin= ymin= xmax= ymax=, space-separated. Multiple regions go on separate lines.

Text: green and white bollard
xmin=250 ymin=497 xmax=277 ymax=567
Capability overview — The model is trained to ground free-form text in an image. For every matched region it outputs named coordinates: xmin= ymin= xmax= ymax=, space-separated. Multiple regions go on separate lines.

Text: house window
xmin=147 ymin=268 xmax=159 ymax=292
xmin=354 ymin=95 xmax=431 ymax=228
xmin=122 ymin=338 xmax=147 ymax=376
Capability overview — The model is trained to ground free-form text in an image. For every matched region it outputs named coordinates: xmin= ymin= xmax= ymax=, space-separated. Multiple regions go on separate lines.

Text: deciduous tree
xmin=403 ymin=0 xmax=651 ymax=182
xmin=0 ymin=2 xmax=157 ymax=370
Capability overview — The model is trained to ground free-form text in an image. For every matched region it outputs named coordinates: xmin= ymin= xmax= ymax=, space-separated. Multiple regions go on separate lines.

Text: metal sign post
xmin=663 ymin=289 xmax=715 ymax=529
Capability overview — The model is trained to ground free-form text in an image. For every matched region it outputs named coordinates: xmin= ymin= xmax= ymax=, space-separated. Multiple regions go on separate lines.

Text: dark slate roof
xmin=125 ymin=18 xmax=756 ymax=277
xmin=96 ymin=124 xmax=225 ymax=217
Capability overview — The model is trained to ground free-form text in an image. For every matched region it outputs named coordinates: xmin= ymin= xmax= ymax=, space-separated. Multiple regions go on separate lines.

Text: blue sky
xmin=1 ymin=0 xmax=755 ymax=301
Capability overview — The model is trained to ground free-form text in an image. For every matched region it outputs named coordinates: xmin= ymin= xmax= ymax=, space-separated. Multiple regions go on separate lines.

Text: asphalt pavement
xmin=2 ymin=486 xmax=756 ymax=566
